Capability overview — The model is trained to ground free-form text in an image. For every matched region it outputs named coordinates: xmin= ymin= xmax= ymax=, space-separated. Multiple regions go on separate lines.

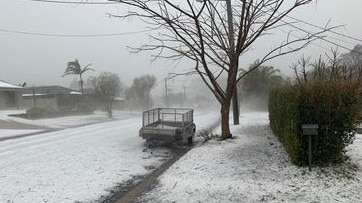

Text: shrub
xmin=26 ymin=107 xmax=60 ymax=118
xmin=77 ymin=103 xmax=95 ymax=114
xmin=26 ymin=107 xmax=45 ymax=119
xmin=269 ymin=85 xmax=302 ymax=165
xmin=269 ymin=80 xmax=361 ymax=166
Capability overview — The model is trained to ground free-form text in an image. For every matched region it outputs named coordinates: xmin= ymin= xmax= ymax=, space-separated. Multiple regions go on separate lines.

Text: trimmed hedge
xmin=269 ymin=80 xmax=361 ymax=166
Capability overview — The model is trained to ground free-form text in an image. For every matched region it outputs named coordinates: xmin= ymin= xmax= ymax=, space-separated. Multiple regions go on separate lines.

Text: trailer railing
xmin=142 ymin=108 xmax=193 ymax=127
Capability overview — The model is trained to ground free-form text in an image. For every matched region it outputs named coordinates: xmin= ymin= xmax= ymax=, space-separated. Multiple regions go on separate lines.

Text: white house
xmin=20 ymin=86 xmax=82 ymax=111
xmin=0 ymin=80 xmax=23 ymax=109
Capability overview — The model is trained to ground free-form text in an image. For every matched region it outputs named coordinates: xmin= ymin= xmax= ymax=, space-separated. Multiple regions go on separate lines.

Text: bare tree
xmin=291 ymin=47 xmax=362 ymax=87
xmin=110 ymin=0 xmax=330 ymax=139
xmin=341 ymin=45 xmax=362 ymax=85
xmin=128 ymin=74 xmax=157 ymax=109
xmin=92 ymin=72 xmax=123 ymax=118
xmin=291 ymin=56 xmax=311 ymax=84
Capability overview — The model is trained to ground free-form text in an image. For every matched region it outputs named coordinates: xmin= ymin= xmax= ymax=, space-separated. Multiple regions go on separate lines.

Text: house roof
xmin=0 ymin=80 xmax=23 ymax=90
xmin=24 ymin=86 xmax=81 ymax=95
xmin=115 ymin=97 xmax=126 ymax=101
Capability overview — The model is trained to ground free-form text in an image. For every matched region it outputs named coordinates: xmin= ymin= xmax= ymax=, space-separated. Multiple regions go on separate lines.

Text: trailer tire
xmin=187 ymin=136 xmax=193 ymax=146
xmin=191 ymin=124 xmax=196 ymax=133
xmin=146 ymin=139 xmax=152 ymax=148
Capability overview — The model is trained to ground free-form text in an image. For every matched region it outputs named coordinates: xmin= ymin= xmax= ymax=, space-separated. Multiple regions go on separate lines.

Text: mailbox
xmin=301 ymin=124 xmax=318 ymax=136
xmin=301 ymin=124 xmax=318 ymax=171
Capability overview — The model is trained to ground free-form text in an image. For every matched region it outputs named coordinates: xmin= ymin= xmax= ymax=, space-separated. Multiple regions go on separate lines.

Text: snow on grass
xmin=139 ymin=112 xmax=362 ymax=203
xmin=0 ymin=110 xmax=141 ymax=139
xmin=0 ymin=109 xmax=140 ymax=129
xmin=0 ymin=109 xmax=220 ymax=203
xmin=0 ymin=129 xmax=43 ymax=139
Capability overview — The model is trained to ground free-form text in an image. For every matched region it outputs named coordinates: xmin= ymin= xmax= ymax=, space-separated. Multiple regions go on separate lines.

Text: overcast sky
xmin=1 ymin=0 xmax=362 ymax=93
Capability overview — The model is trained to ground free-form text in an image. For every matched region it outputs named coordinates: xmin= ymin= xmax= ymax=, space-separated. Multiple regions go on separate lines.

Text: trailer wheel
xmin=187 ymin=136 xmax=193 ymax=146
xmin=191 ymin=124 xmax=196 ymax=133
xmin=146 ymin=139 xmax=152 ymax=148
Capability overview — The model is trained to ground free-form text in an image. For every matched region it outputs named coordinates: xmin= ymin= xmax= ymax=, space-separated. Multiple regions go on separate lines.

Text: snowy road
xmin=0 ymin=110 xmax=220 ymax=203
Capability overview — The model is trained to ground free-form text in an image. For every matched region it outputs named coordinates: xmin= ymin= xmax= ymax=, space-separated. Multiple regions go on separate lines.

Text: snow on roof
xmin=70 ymin=91 xmax=82 ymax=95
xmin=22 ymin=93 xmax=46 ymax=97
xmin=115 ymin=97 xmax=126 ymax=101
xmin=23 ymin=86 xmax=81 ymax=95
xmin=0 ymin=80 xmax=23 ymax=89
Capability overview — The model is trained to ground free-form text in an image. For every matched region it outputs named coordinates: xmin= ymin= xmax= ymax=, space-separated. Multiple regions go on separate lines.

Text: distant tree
xmin=340 ymin=45 xmax=362 ymax=85
xmin=239 ymin=62 xmax=284 ymax=110
xmin=166 ymin=92 xmax=186 ymax=107
xmin=128 ymin=74 xmax=157 ymax=109
xmin=62 ymin=59 xmax=94 ymax=93
xmin=92 ymin=72 xmax=123 ymax=118
xmin=292 ymin=47 xmax=362 ymax=86
xmin=240 ymin=62 xmax=282 ymax=93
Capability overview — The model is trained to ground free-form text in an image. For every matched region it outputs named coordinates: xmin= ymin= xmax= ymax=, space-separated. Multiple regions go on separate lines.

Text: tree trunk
xmin=105 ymin=102 xmax=113 ymax=118
xmin=146 ymin=91 xmax=150 ymax=109
xmin=79 ymin=74 xmax=84 ymax=94
xmin=108 ymin=109 xmax=113 ymax=118
xmin=108 ymin=102 xmax=113 ymax=118
xmin=221 ymin=100 xmax=232 ymax=139
xmin=220 ymin=56 xmax=238 ymax=139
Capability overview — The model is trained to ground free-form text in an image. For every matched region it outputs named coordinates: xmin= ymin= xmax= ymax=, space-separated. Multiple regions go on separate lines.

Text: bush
xmin=77 ymin=102 xmax=95 ymax=114
xmin=26 ymin=107 xmax=45 ymax=119
xmin=269 ymin=80 xmax=361 ymax=166
xmin=269 ymin=85 xmax=302 ymax=164
xmin=26 ymin=107 xmax=60 ymax=119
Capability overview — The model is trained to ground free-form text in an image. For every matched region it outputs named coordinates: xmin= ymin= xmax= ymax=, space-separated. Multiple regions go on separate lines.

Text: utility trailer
xmin=139 ymin=108 xmax=196 ymax=145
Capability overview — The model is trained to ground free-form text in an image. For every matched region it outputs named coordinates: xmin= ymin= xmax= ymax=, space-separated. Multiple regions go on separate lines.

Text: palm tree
xmin=239 ymin=62 xmax=282 ymax=93
xmin=62 ymin=59 xmax=94 ymax=93
xmin=238 ymin=61 xmax=284 ymax=110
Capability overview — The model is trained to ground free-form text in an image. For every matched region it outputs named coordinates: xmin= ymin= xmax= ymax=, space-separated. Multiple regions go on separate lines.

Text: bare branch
xmin=109 ymin=0 xmax=330 ymax=137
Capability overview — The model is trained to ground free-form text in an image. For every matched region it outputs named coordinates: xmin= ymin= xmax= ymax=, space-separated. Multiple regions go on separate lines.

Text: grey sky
xmin=1 ymin=0 xmax=361 ymax=93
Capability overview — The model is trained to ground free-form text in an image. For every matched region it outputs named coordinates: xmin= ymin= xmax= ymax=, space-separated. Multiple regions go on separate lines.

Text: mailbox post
xmin=301 ymin=124 xmax=318 ymax=171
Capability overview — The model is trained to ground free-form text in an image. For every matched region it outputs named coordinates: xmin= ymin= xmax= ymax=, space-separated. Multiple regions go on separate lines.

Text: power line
xmin=0 ymin=28 xmax=151 ymax=37
xmin=324 ymin=35 xmax=359 ymax=46
xmin=20 ymin=0 xmax=362 ymax=46
xmin=245 ymin=2 xmax=362 ymax=55
xmin=277 ymin=28 xmax=331 ymax=52
xmin=245 ymin=2 xmax=362 ymax=45
xmin=25 ymin=0 xmax=118 ymax=4
xmin=242 ymin=2 xmax=362 ymax=54
xmin=277 ymin=25 xmax=360 ymax=55
xmin=285 ymin=15 xmax=362 ymax=43
xmin=281 ymin=19 xmax=362 ymax=56
xmin=5 ymin=1 xmax=362 ymax=54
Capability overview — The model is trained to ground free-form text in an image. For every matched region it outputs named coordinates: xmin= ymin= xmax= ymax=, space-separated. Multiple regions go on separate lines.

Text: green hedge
xmin=269 ymin=85 xmax=302 ymax=164
xmin=269 ymin=80 xmax=361 ymax=166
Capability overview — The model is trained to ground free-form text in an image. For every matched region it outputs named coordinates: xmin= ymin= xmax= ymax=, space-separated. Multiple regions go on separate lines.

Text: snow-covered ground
xmin=0 ymin=109 xmax=139 ymax=128
xmin=0 ymin=129 xmax=43 ymax=139
xmin=0 ymin=109 xmax=220 ymax=203
xmin=0 ymin=110 xmax=139 ymax=139
xmin=139 ymin=112 xmax=362 ymax=203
